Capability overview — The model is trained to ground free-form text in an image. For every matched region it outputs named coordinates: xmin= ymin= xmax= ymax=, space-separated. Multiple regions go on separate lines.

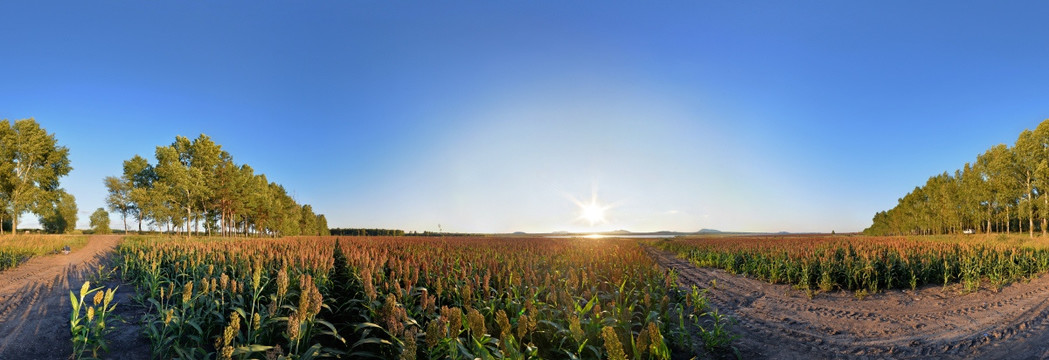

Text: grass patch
xmin=0 ymin=235 xmax=89 ymax=272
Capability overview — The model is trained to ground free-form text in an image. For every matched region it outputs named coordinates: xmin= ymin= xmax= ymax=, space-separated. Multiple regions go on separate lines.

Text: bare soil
xmin=0 ymin=235 xmax=149 ymax=359
xmin=645 ymin=246 xmax=1049 ymax=360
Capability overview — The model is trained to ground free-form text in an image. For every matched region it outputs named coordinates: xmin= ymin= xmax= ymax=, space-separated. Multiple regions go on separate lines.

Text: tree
xmin=211 ymin=152 xmax=241 ymax=237
xmin=105 ymin=133 xmax=328 ymax=238
xmin=0 ymin=196 xmax=8 ymax=236
xmin=155 ymin=140 xmax=204 ymax=237
xmin=1015 ymin=129 xmax=1041 ymax=237
xmin=39 ymin=189 xmax=77 ymax=234
xmin=223 ymin=164 xmax=255 ymax=236
xmin=123 ymin=155 xmax=155 ymax=233
xmin=317 ymin=214 xmax=330 ymax=236
xmin=90 ymin=208 xmax=112 ymax=234
xmin=188 ymin=134 xmax=221 ymax=235
xmin=104 ymin=176 xmax=132 ymax=233
xmin=866 ymin=119 xmax=1049 ymax=236
xmin=0 ymin=118 xmax=73 ymax=234
xmin=988 ymin=144 xmax=1020 ymax=233
xmin=300 ymin=204 xmax=317 ymax=236
xmin=960 ymin=162 xmax=985 ymax=232
xmin=975 ymin=148 xmax=998 ymax=233
xmin=1032 ymin=121 xmax=1049 ymax=236
xmin=271 ymin=182 xmax=301 ymax=237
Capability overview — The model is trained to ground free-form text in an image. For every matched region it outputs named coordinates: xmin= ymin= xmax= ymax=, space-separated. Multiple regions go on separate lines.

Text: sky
xmin=2 ymin=1 xmax=1049 ymax=233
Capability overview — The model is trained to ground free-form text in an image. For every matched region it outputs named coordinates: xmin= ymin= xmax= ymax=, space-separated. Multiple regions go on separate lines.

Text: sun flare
xmin=571 ymin=190 xmax=612 ymax=227
xmin=581 ymin=203 xmax=607 ymax=225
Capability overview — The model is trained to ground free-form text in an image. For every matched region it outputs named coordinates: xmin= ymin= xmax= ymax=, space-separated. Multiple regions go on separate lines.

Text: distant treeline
xmin=866 ymin=119 xmax=1049 ymax=237
xmin=416 ymin=231 xmax=483 ymax=237
xmin=329 ymin=228 xmax=405 ymax=236
xmin=328 ymin=228 xmax=484 ymax=237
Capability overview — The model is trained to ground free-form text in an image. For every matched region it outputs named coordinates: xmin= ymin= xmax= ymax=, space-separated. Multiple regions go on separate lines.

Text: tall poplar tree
xmin=104 ymin=175 xmax=132 ymax=233
xmin=124 ymin=155 xmax=155 ymax=233
xmin=1015 ymin=129 xmax=1040 ymax=237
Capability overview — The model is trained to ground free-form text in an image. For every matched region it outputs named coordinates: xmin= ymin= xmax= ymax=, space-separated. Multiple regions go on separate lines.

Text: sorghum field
xmin=117 ymin=236 xmax=736 ymax=359
xmin=653 ymin=234 xmax=1049 ymax=294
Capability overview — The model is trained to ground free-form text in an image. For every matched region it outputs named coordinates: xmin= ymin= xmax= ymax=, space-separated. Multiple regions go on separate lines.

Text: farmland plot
xmin=118 ymin=236 xmax=738 ymax=359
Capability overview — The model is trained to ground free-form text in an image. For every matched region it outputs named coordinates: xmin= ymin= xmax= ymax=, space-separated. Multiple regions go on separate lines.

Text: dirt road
xmin=0 ymin=235 xmax=148 ymax=359
xmin=646 ymin=246 xmax=1049 ymax=359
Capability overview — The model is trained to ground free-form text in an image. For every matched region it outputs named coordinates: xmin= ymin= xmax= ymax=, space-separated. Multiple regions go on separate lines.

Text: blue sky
xmin=2 ymin=1 xmax=1048 ymax=233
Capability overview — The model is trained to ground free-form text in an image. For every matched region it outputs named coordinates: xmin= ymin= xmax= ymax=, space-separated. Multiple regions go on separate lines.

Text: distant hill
xmin=696 ymin=228 xmax=722 ymax=234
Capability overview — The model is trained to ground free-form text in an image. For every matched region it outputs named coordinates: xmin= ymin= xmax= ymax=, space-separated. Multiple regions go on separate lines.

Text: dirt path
xmin=645 ymin=246 xmax=1049 ymax=359
xmin=0 ymin=235 xmax=148 ymax=359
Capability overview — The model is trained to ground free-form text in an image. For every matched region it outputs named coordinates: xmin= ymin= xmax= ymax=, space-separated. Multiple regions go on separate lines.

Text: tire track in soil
xmin=644 ymin=245 xmax=1049 ymax=359
xmin=0 ymin=235 xmax=149 ymax=359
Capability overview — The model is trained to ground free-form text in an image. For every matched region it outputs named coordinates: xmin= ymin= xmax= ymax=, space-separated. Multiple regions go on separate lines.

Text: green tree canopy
xmin=39 ymin=189 xmax=77 ymax=234
xmin=104 ymin=175 xmax=132 ymax=233
xmin=866 ymin=118 xmax=1049 ymax=237
xmin=109 ymin=134 xmax=328 ymax=237
xmin=0 ymin=118 xmax=72 ymax=234
xmin=90 ymin=207 xmax=111 ymax=234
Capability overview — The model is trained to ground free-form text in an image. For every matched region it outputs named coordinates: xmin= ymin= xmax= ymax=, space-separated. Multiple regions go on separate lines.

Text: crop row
xmin=118 ymin=236 xmax=735 ymax=359
xmin=653 ymin=235 xmax=1049 ymax=294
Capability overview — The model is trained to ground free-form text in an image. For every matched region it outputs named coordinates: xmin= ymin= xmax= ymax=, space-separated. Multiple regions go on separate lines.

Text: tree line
xmin=327 ymin=228 xmax=489 ymax=237
xmin=105 ymin=134 xmax=329 ymax=237
xmin=329 ymin=228 xmax=406 ymax=236
xmin=0 ymin=118 xmax=74 ymax=235
xmin=865 ymin=119 xmax=1049 ymax=237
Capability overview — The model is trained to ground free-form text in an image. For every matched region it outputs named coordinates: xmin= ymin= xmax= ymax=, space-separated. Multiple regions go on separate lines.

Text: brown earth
xmin=0 ymin=235 xmax=149 ymax=359
xmin=645 ymin=246 xmax=1049 ymax=360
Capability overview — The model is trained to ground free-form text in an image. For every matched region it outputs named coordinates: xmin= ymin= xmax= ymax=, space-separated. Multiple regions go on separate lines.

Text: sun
xmin=571 ymin=190 xmax=611 ymax=226
xmin=580 ymin=202 xmax=607 ymax=225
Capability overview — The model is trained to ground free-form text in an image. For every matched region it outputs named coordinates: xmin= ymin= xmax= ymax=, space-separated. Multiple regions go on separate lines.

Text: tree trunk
xmin=988 ymin=205 xmax=992 ymax=234
xmin=123 ymin=214 xmax=128 ymax=234
xmin=186 ymin=203 xmax=191 ymax=238
xmin=1030 ymin=173 xmax=1035 ymax=238
xmin=1007 ymin=206 xmax=1011 ymax=234
xmin=12 ymin=213 xmax=17 ymax=235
